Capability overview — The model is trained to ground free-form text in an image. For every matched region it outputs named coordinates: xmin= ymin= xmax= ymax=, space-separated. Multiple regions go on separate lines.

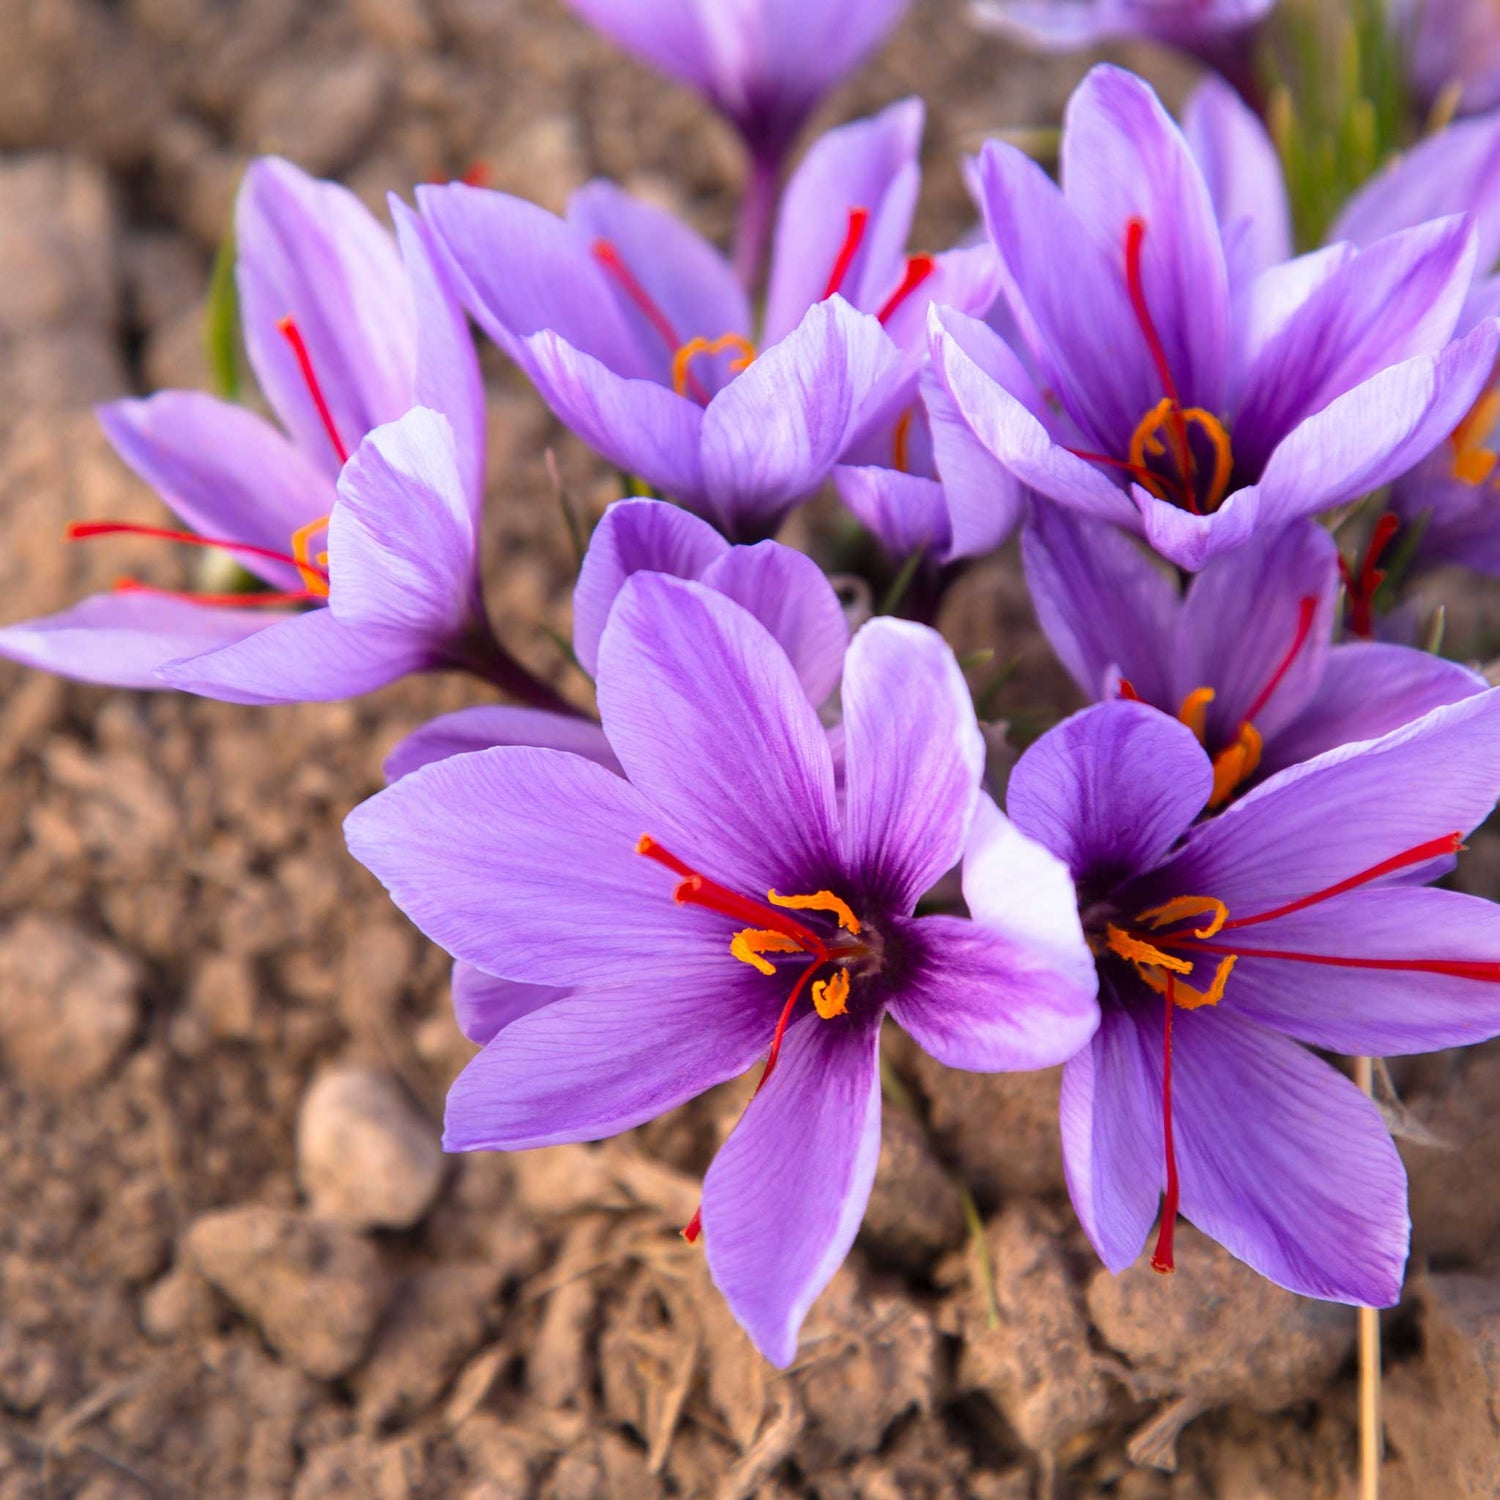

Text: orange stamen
xmin=671 ymin=333 xmax=756 ymax=399
xmin=892 ymin=408 xmax=914 ymax=473
xmin=1450 ymin=387 xmax=1500 ymax=485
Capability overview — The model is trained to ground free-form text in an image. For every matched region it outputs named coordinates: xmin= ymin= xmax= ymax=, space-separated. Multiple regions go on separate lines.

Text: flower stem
xmin=454 ymin=629 xmax=583 ymax=717
xmin=733 ymin=151 xmax=781 ymax=294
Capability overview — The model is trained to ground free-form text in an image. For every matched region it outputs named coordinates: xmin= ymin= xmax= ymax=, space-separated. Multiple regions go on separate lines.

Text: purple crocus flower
xmin=1392 ymin=0 xmax=1500 ymax=116
xmin=561 ymin=0 xmax=911 ymax=281
xmin=346 ymin=572 xmax=1099 ymax=1364
xmin=927 ymin=65 xmax=1500 ymax=570
xmin=1024 ymin=506 xmax=1486 ymax=802
xmin=996 ymin=691 xmax=1500 ymax=1304
xmin=418 ymin=101 xmax=995 ymax=543
xmin=0 ymin=159 xmax=561 ymax=709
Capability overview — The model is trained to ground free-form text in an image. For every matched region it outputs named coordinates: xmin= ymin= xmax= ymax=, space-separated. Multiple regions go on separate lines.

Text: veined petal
xmin=702 ymin=1009 xmax=884 ymax=1368
xmin=451 ymin=963 xmax=564 ymax=1046
xmin=560 ymin=0 xmax=714 ymax=95
xmin=834 ymin=465 xmax=955 ymax=563
xmin=383 ymin=706 xmax=618 ymax=783
xmin=1131 ymin=484 xmax=1261 ymax=572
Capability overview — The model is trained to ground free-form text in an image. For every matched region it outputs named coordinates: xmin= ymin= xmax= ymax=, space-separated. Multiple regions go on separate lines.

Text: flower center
xmin=1098 ymin=829 xmax=1492 ymax=1274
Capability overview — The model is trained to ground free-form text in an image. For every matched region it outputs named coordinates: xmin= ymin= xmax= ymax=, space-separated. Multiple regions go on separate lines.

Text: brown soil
xmin=0 ymin=1 xmax=1496 ymax=1495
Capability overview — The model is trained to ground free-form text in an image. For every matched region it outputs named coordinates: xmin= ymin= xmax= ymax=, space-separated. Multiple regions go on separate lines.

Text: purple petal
xmin=384 ymin=706 xmax=618 ymax=783
xmin=1182 ymin=74 xmax=1292 ymax=285
xmin=1149 ymin=688 xmax=1500 ymax=919
xmin=159 ymin=607 xmax=427 ymax=705
xmin=595 ymin=573 xmax=840 ymax=897
xmin=1007 ymin=701 xmax=1211 ymax=883
xmin=1060 ymin=66 xmax=1230 ymax=414
xmin=445 ymin=971 xmax=782 ymax=1152
xmin=1131 ymin=484 xmax=1261 ymax=572
xmin=699 ymin=298 xmax=908 ymax=536
xmin=97 ymin=393 xmax=331 ymax=592
xmin=345 ymin=743 xmax=725 ymax=986
xmin=561 ymin=0 xmax=714 ymax=95
xmin=1059 ymin=990 xmax=1163 ymax=1273
xmin=1021 ymin=500 xmax=1180 ymax=708
xmin=1217 ymin=886 xmax=1500 ymax=1055
xmin=1170 ymin=1006 xmax=1407 ymax=1306
xmin=1171 ymin=521 xmax=1338 ymax=744
xmin=567 ymin=180 xmax=750 ymax=393
xmin=1234 ymin=245 xmax=1355 ymax=386
xmin=764 ymin=99 xmax=923 ymax=344
xmin=1265 ymin=642 xmax=1485 ymax=776
xmin=236 ymin=158 xmax=415 ymax=475
xmin=326 ymin=408 xmax=477 ymax=642
xmin=701 ymin=1009 xmax=883 ymax=1368
xmin=451 ymin=962 xmax=564 ymax=1046
xmin=573 ymin=499 xmax=727 ymax=677
xmin=876 ymin=243 xmax=1001 ymax=356
xmin=0 ymin=591 xmax=276 ymax=692
xmin=699 ymin=541 xmax=850 ymax=706
xmin=833 ymin=465 xmax=954 ymax=562
xmin=839 ymin=617 xmax=983 ymax=911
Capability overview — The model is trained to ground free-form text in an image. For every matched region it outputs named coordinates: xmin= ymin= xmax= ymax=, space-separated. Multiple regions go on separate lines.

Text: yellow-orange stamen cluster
xmin=671 ymin=334 xmax=756 ymax=398
xmin=1451 ymin=387 xmax=1500 ymax=486
xmin=1128 ymin=398 xmax=1234 ymax=514
xmin=1106 ymin=894 xmax=1236 ymax=1011
xmin=291 ymin=515 xmax=332 ymax=597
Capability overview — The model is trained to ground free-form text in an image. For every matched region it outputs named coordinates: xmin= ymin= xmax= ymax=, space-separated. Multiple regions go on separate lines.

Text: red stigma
xmin=1242 ymin=596 xmax=1319 ymax=726
xmin=821 ymin=207 xmax=871 ymax=302
xmin=1117 ymin=678 xmax=1142 ymax=701
xmin=1151 ymin=974 xmax=1180 ymax=1275
xmin=1340 ymin=513 xmax=1401 ymax=639
xmin=67 ymin=520 xmax=330 ymax=587
xmin=1124 ymin=219 xmax=1182 ymax=411
xmin=276 ymin=316 xmax=350 ymax=466
xmin=876 ymin=255 xmax=936 ymax=325
xmin=681 ymin=1207 xmax=702 ymax=1244
xmin=110 ymin=579 xmax=324 ymax=609
xmin=591 ymin=240 xmax=683 ymax=355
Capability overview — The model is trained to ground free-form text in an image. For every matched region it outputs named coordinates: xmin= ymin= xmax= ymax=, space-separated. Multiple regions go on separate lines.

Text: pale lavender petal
xmin=1058 ymin=989 xmax=1163 ymax=1273
xmin=702 ymin=1009 xmax=883 ymax=1368
xmin=97 ymin=394 xmax=331 ymax=592
xmin=595 ymin=573 xmax=840 ymax=896
xmin=237 ymin=158 xmax=415 ymax=474
xmin=698 ymin=298 xmax=908 ymax=536
xmin=561 ymin=0 xmax=713 ymax=94
xmin=572 ymin=498 xmax=727 ymax=676
xmin=1007 ymin=702 xmax=1211 ymax=882
xmin=874 ymin=243 xmax=1002 ymax=357
xmin=345 ymin=743 xmax=725 ymax=986
xmin=445 ymin=973 xmax=782 ymax=1151
xmin=1234 ymin=245 xmax=1354 ymax=391
xmin=1060 ymin=65 xmax=1230 ymax=413
xmin=699 ymin=541 xmax=850 ymax=705
xmin=451 ymin=963 xmax=564 ymax=1046
xmin=839 ymin=617 xmax=983 ymax=911
xmin=0 ymin=591 xmax=277 ymax=691
xmin=1171 ymin=1006 xmax=1407 ymax=1306
xmin=1021 ymin=500 xmax=1180 ymax=707
xmin=384 ymin=707 xmax=617 ymax=783
xmin=1264 ymin=642 xmax=1485 ymax=776
xmin=326 ymin=408 xmax=477 ymax=641
xmin=834 ymin=465 xmax=953 ymax=562
xmin=1131 ymin=484 xmax=1261 ymax=572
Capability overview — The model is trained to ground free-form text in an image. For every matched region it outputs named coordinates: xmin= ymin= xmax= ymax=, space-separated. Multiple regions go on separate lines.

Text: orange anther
xmin=671 ymin=334 xmax=756 ymax=398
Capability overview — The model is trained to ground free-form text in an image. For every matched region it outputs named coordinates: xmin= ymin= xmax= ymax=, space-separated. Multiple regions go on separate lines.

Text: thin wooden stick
xmin=1354 ymin=1055 xmax=1382 ymax=1500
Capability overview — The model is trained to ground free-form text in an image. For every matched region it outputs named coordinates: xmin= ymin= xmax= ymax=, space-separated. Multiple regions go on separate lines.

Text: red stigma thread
xmin=1151 ymin=974 xmax=1180 ymax=1275
xmin=1117 ymin=678 xmax=1142 ymax=701
xmin=591 ymin=240 xmax=684 ymax=354
xmin=1340 ymin=513 xmax=1400 ymax=639
xmin=1243 ymin=596 xmax=1319 ymax=726
xmin=110 ymin=579 xmax=323 ymax=608
xmin=681 ymin=1207 xmax=702 ymax=1243
xmin=821 ymin=207 xmax=871 ymax=301
xmin=67 ymin=521 xmax=329 ymax=588
xmin=876 ymin=255 xmax=936 ymax=325
xmin=276 ymin=317 xmax=350 ymax=466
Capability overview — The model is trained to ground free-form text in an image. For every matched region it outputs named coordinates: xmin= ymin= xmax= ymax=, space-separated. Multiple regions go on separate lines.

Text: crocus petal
xmin=698 ymin=298 xmax=908 ymax=537
xmin=416 ymin=183 xmax=646 ymax=375
xmin=764 ymin=99 xmax=924 ymax=344
xmin=1170 ymin=1006 xmax=1407 ymax=1307
xmin=1264 ymin=642 xmax=1485 ymax=776
xmin=326 ymin=408 xmax=476 ymax=641
xmin=1218 ymin=886 xmax=1500 ymax=1055
xmin=1233 ymin=217 xmax=1476 ymax=472
xmin=1248 ymin=319 xmax=1500 ymax=529
xmin=1171 ymin=520 xmax=1338 ymax=743
xmin=839 ymin=617 xmax=983 ymax=912
xmin=393 ymin=199 xmax=487 ymax=519
xmin=699 ymin=541 xmax=850 ymax=706
xmin=159 ymin=606 xmax=427 ymax=705
xmin=1148 ymin=688 xmax=1500 ymax=919
xmin=1007 ymin=701 xmax=1212 ymax=883
xmin=572 ymin=499 xmax=728 ymax=677
xmin=522 ymin=329 xmax=708 ymax=508
xmin=445 ymin=971 xmax=783 ymax=1152
xmin=1131 ymin=484 xmax=1261 ymax=572
xmin=0 ymin=591 xmax=277 ymax=692
xmin=345 ymin=743 xmax=726 ymax=986
xmin=561 ymin=0 xmax=714 ymax=95
xmin=451 ymin=963 xmax=564 ymax=1046
xmin=875 ymin=243 xmax=1002 ymax=357
xmin=1021 ymin=500 xmax=1180 ymax=707
xmin=1060 ymin=65 xmax=1230 ymax=413
xmin=595 ymin=573 xmax=840 ymax=897
xmin=1182 ymin=74 xmax=1293 ymax=285
xmin=236 ymin=158 xmax=415 ymax=474
xmin=1234 ymin=244 xmax=1354 ymax=386
xmin=834 ymin=465 xmax=954 ymax=563
xmin=97 ymin=393 xmax=331 ymax=592
xmin=383 ymin=706 xmax=618 ymax=783
xmin=567 ymin=180 xmax=750 ymax=393
xmin=701 ymin=1009 xmax=883 ymax=1368
xmin=1058 ymin=988 xmax=1164 ymax=1273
